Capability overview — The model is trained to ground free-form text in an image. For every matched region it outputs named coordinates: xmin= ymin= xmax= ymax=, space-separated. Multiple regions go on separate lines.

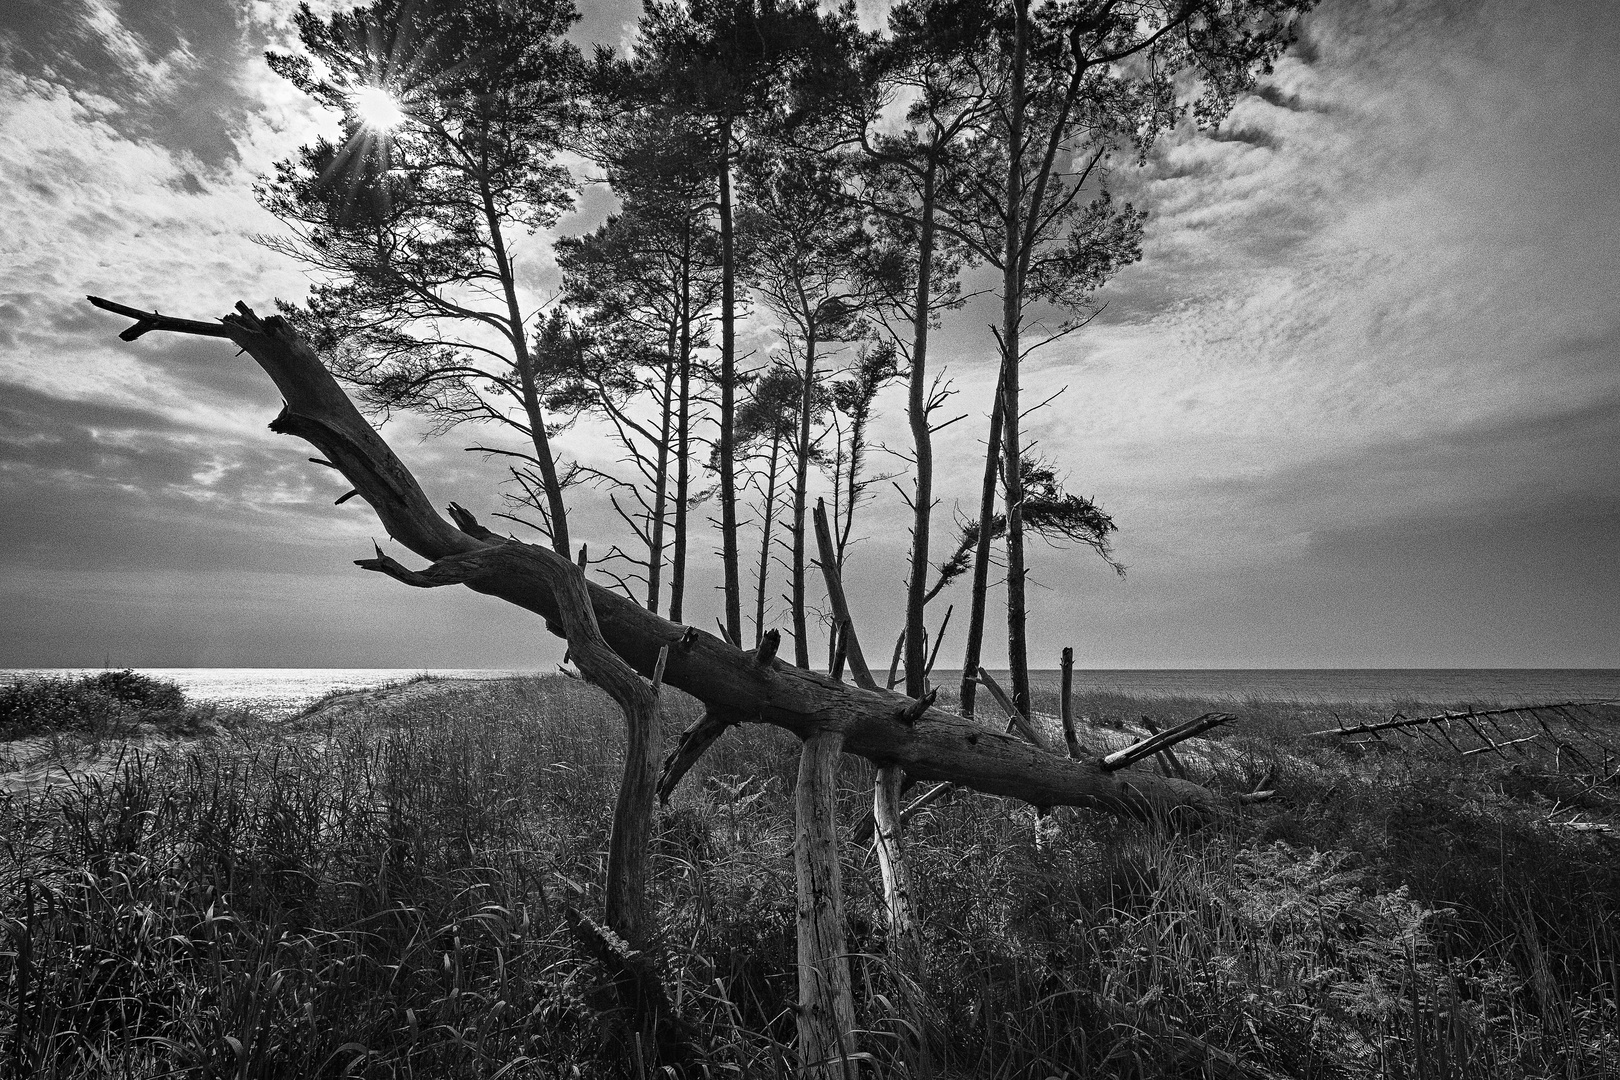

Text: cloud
xmin=890 ymin=0 xmax=1620 ymax=666
xmin=3 ymin=0 xmax=1617 ymax=669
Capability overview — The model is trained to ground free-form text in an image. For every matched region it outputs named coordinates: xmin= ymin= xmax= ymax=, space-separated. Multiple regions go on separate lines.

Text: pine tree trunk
xmin=646 ymin=345 xmax=675 ymax=615
xmin=1002 ymin=0 xmax=1032 ymax=722
xmin=754 ymin=435 xmax=782 ymax=647
xmin=479 ymin=170 xmax=568 ymax=557
xmin=717 ymin=121 xmax=743 ymax=645
xmin=904 ymin=165 xmax=937 ymax=701
xmin=791 ymin=332 xmax=819 ymax=669
xmin=958 ymin=361 xmax=1006 ymax=718
xmin=670 ymin=271 xmax=693 ymax=624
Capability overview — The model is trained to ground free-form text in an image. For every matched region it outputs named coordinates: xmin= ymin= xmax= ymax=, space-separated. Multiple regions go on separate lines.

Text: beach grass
xmin=1 ymin=674 xmax=1617 ymax=1077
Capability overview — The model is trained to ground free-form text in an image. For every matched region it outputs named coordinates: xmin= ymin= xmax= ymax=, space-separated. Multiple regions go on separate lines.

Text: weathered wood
xmin=923 ymin=604 xmax=951 ymax=679
xmin=1059 ymin=646 xmax=1080 ymax=758
xmin=1462 ymin=734 xmax=1540 ymax=757
xmin=88 ymin=295 xmax=234 ymax=340
xmin=86 ymin=299 xmax=1230 ymax=823
xmin=871 ymin=762 xmax=930 ymax=1069
xmin=1141 ymin=716 xmax=1190 ymax=780
xmin=656 ymin=705 xmax=743 ymax=805
xmin=1101 ymin=713 xmax=1234 ymax=772
xmin=977 ymin=667 xmax=1053 ymax=752
xmin=754 ymin=627 xmax=780 ymax=666
xmin=1301 ymin=701 xmax=1620 ymax=739
xmin=851 ymin=779 xmax=954 ymax=847
xmin=795 ymin=730 xmax=859 ymax=1078
xmin=813 ymin=496 xmax=921 ymax=1059
xmin=812 ymin=498 xmax=873 ymax=689
xmin=523 ymin=545 xmax=662 ymax=949
xmin=872 ymin=768 xmax=922 ymax=963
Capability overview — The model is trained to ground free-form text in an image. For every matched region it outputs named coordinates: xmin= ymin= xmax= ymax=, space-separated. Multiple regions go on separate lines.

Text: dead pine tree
xmin=87 ymin=295 xmax=1247 ymax=1077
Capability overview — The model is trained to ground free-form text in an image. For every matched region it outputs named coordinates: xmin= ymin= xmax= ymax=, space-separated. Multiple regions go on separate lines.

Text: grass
xmin=1 ymin=675 xmax=1616 ymax=1078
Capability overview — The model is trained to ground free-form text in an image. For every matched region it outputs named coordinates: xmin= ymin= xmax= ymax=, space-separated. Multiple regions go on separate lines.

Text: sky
xmin=0 ymin=0 xmax=1616 ymax=671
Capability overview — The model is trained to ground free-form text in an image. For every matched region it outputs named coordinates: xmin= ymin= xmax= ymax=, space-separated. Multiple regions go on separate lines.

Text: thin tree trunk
xmin=480 ymin=170 xmax=569 ymax=556
xmin=717 ymin=120 xmax=743 ymax=645
xmin=646 ymin=343 xmax=676 ymax=615
xmin=670 ymin=268 xmax=693 ymax=623
xmin=1002 ymin=0 xmax=1032 ymax=722
xmin=795 ymin=729 xmax=859 ymax=1078
xmin=837 ymin=405 xmax=869 ymax=568
xmin=872 ymin=764 xmax=929 ymax=1069
xmin=958 ymin=360 xmax=1006 ymax=718
xmin=904 ymin=163 xmax=938 ymax=702
xmin=791 ymin=332 xmax=819 ymax=669
xmin=754 ymin=434 xmax=783 ymax=647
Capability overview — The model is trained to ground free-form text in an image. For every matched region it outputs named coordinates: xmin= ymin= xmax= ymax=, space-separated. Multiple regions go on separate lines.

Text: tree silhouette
xmin=257 ymin=0 xmax=583 ymax=554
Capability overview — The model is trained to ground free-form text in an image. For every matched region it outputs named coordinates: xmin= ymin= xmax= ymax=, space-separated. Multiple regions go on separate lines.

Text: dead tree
xmin=88 ymin=296 xmax=1246 ymax=1068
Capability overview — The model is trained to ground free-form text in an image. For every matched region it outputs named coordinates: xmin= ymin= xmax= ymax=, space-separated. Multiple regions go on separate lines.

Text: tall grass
xmin=2 ymin=676 xmax=1615 ymax=1077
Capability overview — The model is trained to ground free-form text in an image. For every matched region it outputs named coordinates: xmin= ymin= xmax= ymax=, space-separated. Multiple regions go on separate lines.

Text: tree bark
xmin=1060 ymin=645 xmax=1080 ymax=758
xmin=1002 ymin=0 xmax=1032 ymax=722
xmin=794 ymin=729 xmax=859 ymax=1078
xmin=670 ymin=279 xmax=693 ymax=623
xmin=790 ymin=330 xmax=822 ymax=667
xmin=480 ymin=173 xmax=569 ymax=558
xmin=815 ymin=499 xmax=926 ymax=1063
xmin=753 ymin=434 xmax=783 ymax=647
xmin=87 ymin=297 xmax=1232 ymax=824
xmin=872 ymin=768 xmax=921 ymax=963
xmin=646 ymin=346 xmax=675 ymax=615
xmin=904 ymin=163 xmax=937 ymax=703
xmin=541 ymin=558 xmax=662 ymax=947
xmin=717 ymin=121 xmax=744 ymax=645
xmin=958 ymin=359 xmax=1006 ymax=718
xmin=791 ymin=330 xmax=819 ymax=669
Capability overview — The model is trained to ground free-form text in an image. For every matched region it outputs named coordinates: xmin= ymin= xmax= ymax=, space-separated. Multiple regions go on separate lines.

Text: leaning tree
xmin=82 ymin=1 xmax=1320 ymax=1074
xmin=89 ymin=295 xmax=1238 ymax=1074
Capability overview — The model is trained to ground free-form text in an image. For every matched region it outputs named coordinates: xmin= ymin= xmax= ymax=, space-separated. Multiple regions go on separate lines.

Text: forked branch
xmin=87 ymin=297 xmax=1232 ymax=823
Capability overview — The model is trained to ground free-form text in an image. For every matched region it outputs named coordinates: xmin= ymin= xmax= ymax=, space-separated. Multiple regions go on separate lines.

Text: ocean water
xmin=6 ymin=667 xmax=1618 ymax=717
xmin=988 ymin=668 xmax=1620 ymax=706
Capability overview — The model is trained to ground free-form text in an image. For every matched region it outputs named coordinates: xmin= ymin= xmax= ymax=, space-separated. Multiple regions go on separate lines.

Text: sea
xmin=5 ymin=667 xmax=1619 ymax=718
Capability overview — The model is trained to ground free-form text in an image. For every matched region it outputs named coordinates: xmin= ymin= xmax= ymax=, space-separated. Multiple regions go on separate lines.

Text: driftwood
xmin=1102 ymin=712 xmax=1236 ymax=771
xmin=1302 ymin=701 xmax=1619 ymax=741
xmin=976 ymin=667 xmax=1054 ymax=751
xmin=1305 ymin=701 xmax=1620 ymax=778
xmin=84 ymin=297 xmax=1230 ymax=822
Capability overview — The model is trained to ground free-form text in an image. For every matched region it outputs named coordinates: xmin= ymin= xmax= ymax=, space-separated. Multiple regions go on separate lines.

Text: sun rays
xmin=349 ymin=85 xmax=407 ymax=131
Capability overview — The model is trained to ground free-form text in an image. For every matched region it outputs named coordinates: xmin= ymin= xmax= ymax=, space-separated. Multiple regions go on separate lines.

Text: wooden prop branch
xmin=86 ymin=297 xmax=1228 ymax=823
xmin=813 ymin=501 xmax=924 ymax=1042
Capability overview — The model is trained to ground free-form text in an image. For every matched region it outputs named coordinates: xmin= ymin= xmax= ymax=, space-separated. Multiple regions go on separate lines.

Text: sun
xmin=350 ymin=85 xmax=406 ymax=130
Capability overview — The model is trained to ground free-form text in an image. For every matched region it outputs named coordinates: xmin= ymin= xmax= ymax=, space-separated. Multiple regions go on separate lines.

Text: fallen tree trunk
xmin=86 ymin=297 xmax=1228 ymax=823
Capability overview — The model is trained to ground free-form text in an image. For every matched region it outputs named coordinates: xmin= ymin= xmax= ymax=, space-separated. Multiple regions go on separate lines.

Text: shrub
xmin=0 ymin=670 xmax=188 ymax=739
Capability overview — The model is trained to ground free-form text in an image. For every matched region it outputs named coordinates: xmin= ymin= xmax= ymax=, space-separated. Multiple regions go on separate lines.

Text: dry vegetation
xmin=2 ymin=673 xmax=1617 ymax=1078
